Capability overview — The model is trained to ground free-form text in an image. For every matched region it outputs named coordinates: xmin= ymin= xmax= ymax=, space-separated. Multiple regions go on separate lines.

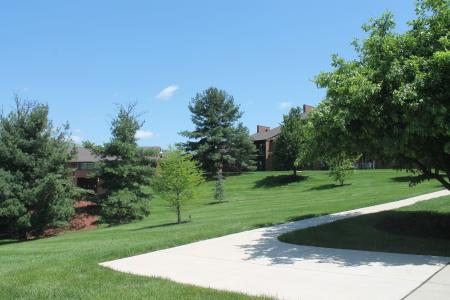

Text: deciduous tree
xmin=154 ymin=149 xmax=204 ymax=224
xmin=312 ymin=0 xmax=450 ymax=189
xmin=274 ymin=107 xmax=308 ymax=175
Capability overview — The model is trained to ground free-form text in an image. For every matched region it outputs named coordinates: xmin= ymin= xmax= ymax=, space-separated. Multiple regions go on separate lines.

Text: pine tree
xmin=0 ymin=97 xmax=80 ymax=239
xmin=84 ymin=103 xmax=155 ymax=224
xmin=180 ymin=87 xmax=255 ymax=175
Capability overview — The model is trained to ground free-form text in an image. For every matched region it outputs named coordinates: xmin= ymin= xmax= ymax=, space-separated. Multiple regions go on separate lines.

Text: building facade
xmin=68 ymin=146 xmax=161 ymax=193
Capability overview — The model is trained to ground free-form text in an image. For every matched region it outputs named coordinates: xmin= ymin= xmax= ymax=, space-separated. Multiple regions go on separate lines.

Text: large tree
xmin=84 ymin=104 xmax=155 ymax=224
xmin=311 ymin=0 xmax=450 ymax=189
xmin=274 ymin=106 xmax=307 ymax=175
xmin=181 ymin=87 xmax=255 ymax=175
xmin=0 ymin=98 xmax=80 ymax=239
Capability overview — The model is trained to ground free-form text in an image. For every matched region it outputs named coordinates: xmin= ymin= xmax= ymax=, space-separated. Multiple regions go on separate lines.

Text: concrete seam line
xmin=401 ymin=262 xmax=450 ymax=300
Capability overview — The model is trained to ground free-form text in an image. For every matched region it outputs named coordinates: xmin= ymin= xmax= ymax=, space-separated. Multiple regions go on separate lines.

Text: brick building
xmin=68 ymin=146 xmax=161 ymax=193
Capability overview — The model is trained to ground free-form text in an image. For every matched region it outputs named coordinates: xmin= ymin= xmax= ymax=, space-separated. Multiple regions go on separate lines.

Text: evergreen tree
xmin=84 ymin=104 xmax=155 ymax=224
xmin=0 ymin=97 xmax=80 ymax=239
xmin=180 ymin=87 xmax=255 ymax=175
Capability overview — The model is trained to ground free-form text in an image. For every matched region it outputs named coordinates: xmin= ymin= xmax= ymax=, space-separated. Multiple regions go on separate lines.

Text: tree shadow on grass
xmin=253 ymin=214 xmax=327 ymax=228
xmin=207 ymin=201 xmax=229 ymax=205
xmin=239 ymin=211 xmax=449 ymax=267
xmin=308 ymin=183 xmax=351 ymax=191
xmin=253 ymin=174 xmax=308 ymax=188
xmin=132 ymin=221 xmax=190 ymax=231
xmin=375 ymin=211 xmax=450 ymax=241
xmin=0 ymin=239 xmax=21 ymax=246
xmin=390 ymin=176 xmax=414 ymax=183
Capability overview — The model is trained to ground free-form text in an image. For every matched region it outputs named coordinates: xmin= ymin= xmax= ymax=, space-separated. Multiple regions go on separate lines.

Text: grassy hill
xmin=0 ymin=170 xmax=443 ymax=299
xmin=279 ymin=195 xmax=450 ymax=257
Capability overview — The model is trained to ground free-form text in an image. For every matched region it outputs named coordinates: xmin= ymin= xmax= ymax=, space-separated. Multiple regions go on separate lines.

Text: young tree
xmin=180 ymin=87 xmax=255 ymax=175
xmin=313 ymin=0 xmax=450 ymax=189
xmin=214 ymin=171 xmax=225 ymax=202
xmin=327 ymin=154 xmax=359 ymax=186
xmin=154 ymin=149 xmax=204 ymax=224
xmin=84 ymin=104 xmax=155 ymax=224
xmin=0 ymin=97 xmax=80 ymax=239
xmin=274 ymin=107 xmax=307 ymax=176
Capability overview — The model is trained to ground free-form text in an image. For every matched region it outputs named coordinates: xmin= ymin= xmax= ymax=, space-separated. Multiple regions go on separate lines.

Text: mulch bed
xmin=43 ymin=200 xmax=99 ymax=237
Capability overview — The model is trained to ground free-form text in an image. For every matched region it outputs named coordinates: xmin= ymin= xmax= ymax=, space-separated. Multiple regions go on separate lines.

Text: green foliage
xmin=227 ymin=123 xmax=257 ymax=172
xmin=180 ymin=87 xmax=256 ymax=175
xmin=311 ymin=0 xmax=450 ymax=189
xmin=0 ymin=97 xmax=80 ymax=239
xmin=154 ymin=149 xmax=204 ymax=223
xmin=274 ymin=106 xmax=308 ymax=175
xmin=214 ymin=171 xmax=225 ymax=201
xmin=84 ymin=103 xmax=155 ymax=224
xmin=327 ymin=154 xmax=359 ymax=186
xmin=100 ymin=189 xmax=150 ymax=223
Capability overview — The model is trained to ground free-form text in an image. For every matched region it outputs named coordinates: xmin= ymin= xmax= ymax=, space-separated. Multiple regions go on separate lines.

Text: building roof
xmin=71 ymin=147 xmax=99 ymax=162
xmin=250 ymin=126 xmax=281 ymax=141
xmin=250 ymin=104 xmax=314 ymax=142
xmin=70 ymin=146 xmax=161 ymax=162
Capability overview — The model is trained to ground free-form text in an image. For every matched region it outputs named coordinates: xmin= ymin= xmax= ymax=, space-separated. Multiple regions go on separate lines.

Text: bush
xmin=327 ymin=154 xmax=359 ymax=186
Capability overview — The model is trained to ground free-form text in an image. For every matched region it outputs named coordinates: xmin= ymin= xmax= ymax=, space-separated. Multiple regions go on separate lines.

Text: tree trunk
xmin=176 ymin=204 xmax=181 ymax=224
xmin=17 ymin=228 xmax=28 ymax=241
xmin=293 ymin=168 xmax=297 ymax=177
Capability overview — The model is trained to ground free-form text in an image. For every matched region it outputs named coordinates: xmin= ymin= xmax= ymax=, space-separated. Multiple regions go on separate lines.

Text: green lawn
xmin=0 ymin=170 xmax=443 ymax=299
xmin=279 ymin=195 xmax=450 ymax=257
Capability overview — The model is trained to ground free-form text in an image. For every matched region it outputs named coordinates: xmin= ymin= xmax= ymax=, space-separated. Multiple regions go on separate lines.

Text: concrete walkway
xmin=101 ymin=190 xmax=450 ymax=300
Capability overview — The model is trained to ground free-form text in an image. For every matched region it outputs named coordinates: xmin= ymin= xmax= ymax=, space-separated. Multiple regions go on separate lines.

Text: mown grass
xmin=0 ymin=170 xmax=443 ymax=299
xmin=279 ymin=195 xmax=450 ymax=257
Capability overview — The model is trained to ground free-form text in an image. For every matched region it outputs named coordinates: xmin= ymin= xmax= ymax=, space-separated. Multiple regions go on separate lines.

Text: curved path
xmin=101 ymin=190 xmax=450 ymax=300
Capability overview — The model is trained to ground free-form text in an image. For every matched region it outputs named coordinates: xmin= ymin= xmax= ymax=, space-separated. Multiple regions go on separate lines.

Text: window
xmin=258 ymin=143 xmax=265 ymax=155
xmin=78 ymin=162 xmax=96 ymax=170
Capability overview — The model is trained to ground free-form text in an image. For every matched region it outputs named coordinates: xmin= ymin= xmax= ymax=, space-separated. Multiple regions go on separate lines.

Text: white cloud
xmin=278 ymin=101 xmax=292 ymax=110
xmin=156 ymin=85 xmax=179 ymax=100
xmin=135 ymin=130 xmax=155 ymax=140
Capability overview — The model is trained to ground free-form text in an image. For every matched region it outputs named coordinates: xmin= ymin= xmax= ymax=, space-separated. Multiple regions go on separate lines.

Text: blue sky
xmin=0 ymin=1 xmax=416 ymax=148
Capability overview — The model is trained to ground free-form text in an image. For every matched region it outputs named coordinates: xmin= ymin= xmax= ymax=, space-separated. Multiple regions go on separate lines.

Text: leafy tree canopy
xmin=311 ymin=0 xmax=450 ymax=189
xmin=274 ymin=106 xmax=308 ymax=175
xmin=154 ymin=149 xmax=204 ymax=223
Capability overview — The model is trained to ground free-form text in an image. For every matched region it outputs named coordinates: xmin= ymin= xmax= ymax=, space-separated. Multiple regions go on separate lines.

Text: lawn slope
xmin=279 ymin=195 xmax=450 ymax=257
xmin=0 ymin=170 xmax=443 ymax=299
